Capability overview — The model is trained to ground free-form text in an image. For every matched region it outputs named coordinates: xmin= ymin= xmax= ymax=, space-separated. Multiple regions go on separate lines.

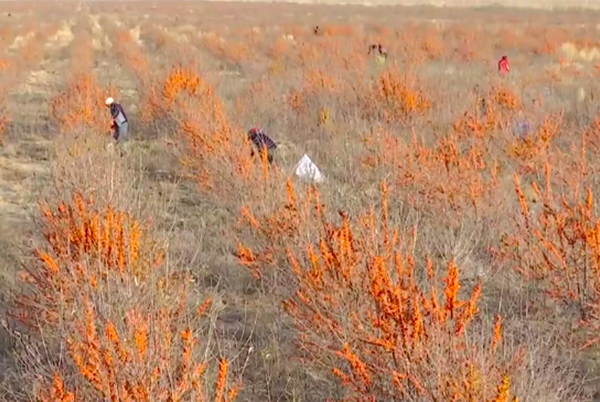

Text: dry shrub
xmin=490 ymin=85 xmax=523 ymax=112
xmin=138 ymin=63 xmax=202 ymax=124
xmin=447 ymin=25 xmax=482 ymax=63
xmin=50 ymin=74 xmax=116 ymax=134
xmin=70 ymin=18 xmax=95 ymax=74
xmin=501 ymin=162 xmax=600 ymax=347
xmin=40 ymin=342 xmax=237 ymax=402
xmin=280 ymin=66 xmax=357 ymax=128
xmin=200 ymin=35 xmax=250 ymax=67
xmin=0 ymin=26 xmax=13 ymax=49
xmin=239 ymin=180 xmax=521 ymax=401
xmin=366 ymin=67 xmax=431 ymax=125
xmin=0 ymin=58 xmax=10 ymax=71
xmin=268 ymin=36 xmax=294 ymax=62
xmin=46 ymin=132 xmax=176 ymax=236
xmin=13 ymin=192 xmax=154 ymax=330
xmin=451 ymin=84 xmax=525 ymax=144
xmin=0 ymin=94 xmax=7 ymax=144
xmin=12 ymin=192 xmax=238 ymax=402
xmin=522 ymin=26 xmax=569 ymax=56
xmin=319 ymin=24 xmax=355 ymax=37
xmin=136 ymin=63 xmax=200 ymax=125
xmin=508 ymin=113 xmax=563 ymax=174
xmin=361 ymin=128 xmax=498 ymax=230
xmin=141 ymin=22 xmax=177 ymax=52
xmin=106 ymin=24 xmax=151 ymax=84
xmin=0 ymin=26 xmax=53 ymax=89
xmin=452 ymin=100 xmax=505 ymax=141
xmin=7 ymin=132 xmax=241 ymax=401
xmin=162 ymin=65 xmax=205 ymax=109
xmin=420 ymin=29 xmax=444 ymax=61
xmin=3 ymin=10 xmax=599 ymax=402
xmin=154 ymin=64 xmax=281 ymax=212
xmin=357 ymin=83 xmax=532 ymax=231
xmin=17 ymin=31 xmax=44 ymax=66
xmin=237 ymin=179 xmax=323 ymax=286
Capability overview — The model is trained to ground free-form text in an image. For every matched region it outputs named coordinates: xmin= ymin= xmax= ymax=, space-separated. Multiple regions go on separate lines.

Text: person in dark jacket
xmin=247 ymin=128 xmax=277 ymax=164
xmin=105 ymin=97 xmax=129 ymax=143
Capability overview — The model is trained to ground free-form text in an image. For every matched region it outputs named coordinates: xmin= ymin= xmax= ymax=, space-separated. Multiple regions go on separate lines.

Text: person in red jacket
xmin=498 ymin=55 xmax=510 ymax=75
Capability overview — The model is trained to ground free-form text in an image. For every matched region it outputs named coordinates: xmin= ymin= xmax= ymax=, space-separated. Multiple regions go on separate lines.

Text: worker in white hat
xmin=105 ymin=97 xmax=129 ymax=143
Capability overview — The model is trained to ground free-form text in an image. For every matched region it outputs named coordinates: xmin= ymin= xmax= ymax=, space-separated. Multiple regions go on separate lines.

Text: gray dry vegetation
xmin=1 ymin=2 xmax=600 ymax=402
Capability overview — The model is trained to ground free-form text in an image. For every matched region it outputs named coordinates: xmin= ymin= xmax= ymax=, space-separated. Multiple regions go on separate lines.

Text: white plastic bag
xmin=294 ymin=154 xmax=324 ymax=183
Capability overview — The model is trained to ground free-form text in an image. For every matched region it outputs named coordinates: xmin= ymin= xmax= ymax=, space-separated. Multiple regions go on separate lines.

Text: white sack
xmin=294 ymin=154 xmax=324 ymax=183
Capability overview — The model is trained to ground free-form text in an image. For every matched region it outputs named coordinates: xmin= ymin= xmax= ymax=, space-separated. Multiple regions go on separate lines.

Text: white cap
xmin=105 ymin=97 xmax=114 ymax=106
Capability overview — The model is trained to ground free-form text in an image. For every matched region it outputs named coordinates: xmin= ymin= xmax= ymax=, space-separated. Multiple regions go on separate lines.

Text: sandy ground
xmin=190 ymin=0 xmax=600 ymax=9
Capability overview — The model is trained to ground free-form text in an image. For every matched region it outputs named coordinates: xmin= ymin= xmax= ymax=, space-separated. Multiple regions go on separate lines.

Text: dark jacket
xmin=110 ymin=103 xmax=128 ymax=127
xmin=248 ymin=129 xmax=277 ymax=150
xmin=368 ymin=44 xmax=388 ymax=57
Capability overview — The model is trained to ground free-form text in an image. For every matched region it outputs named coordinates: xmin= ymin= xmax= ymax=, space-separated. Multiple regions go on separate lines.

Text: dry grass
xmin=2 ymin=1 xmax=600 ymax=401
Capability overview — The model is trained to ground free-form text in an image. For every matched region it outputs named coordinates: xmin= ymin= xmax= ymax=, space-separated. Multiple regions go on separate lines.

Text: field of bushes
xmin=2 ymin=1 xmax=600 ymax=401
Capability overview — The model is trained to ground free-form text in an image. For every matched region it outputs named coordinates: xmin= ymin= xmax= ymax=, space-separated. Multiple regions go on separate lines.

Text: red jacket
xmin=498 ymin=56 xmax=510 ymax=74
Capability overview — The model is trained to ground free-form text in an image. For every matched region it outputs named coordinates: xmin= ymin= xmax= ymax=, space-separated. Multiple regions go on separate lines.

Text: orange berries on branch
xmin=366 ymin=68 xmax=431 ymax=124
xmin=239 ymin=180 xmax=517 ymax=401
xmin=50 ymin=73 xmax=116 ymax=134
xmin=35 ymin=299 xmax=238 ymax=402
xmin=160 ymin=64 xmax=270 ymax=205
xmin=13 ymin=192 xmax=155 ymax=331
xmin=502 ymin=165 xmax=600 ymax=349
xmin=15 ymin=190 xmax=241 ymax=402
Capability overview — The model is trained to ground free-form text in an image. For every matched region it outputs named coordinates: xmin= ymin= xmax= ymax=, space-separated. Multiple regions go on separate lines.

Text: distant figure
xmin=498 ymin=55 xmax=510 ymax=75
xmin=105 ymin=97 xmax=129 ymax=143
xmin=313 ymin=25 xmax=321 ymax=35
xmin=247 ymin=128 xmax=277 ymax=164
xmin=368 ymin=44 xmax=388 ymax=59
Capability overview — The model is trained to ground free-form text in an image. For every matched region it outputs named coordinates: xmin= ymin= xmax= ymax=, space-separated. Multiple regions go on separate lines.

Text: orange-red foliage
xmin=35 ymin=299 xmax=238 ymax=402
xmin=0 ymin=104 xmax=6 ymax=144
xmin=508 ymin=113 xmax=563 ymax=173
xmin=16 ymin=192 xmax=240 ymax=402
xmin=158 ymin=64 xmax=273 ymax=203
xmin=0 ymin=58 xmax=10 ymax=71
xmin=14 ymin=192 xmax=153 ymax=330
xmin=501 ymin=163 xmax=600 ymax=348
xmin=239 ymin=180 xmax=520 ymax=401
xmin=200 ymin=35 xmax=251 ymax=67
xmin=50 ymin=74 xmax=116 ymax=134
xmin=114 ymin=30 xmax=151 ymax=81
xmin=366 ymin=68 xmax=431 ymax=124
xmin=361 ymin=128 xmax=499 ymax=228
xmin=237 ymin=178 xmax=323 ymax=280
xmin=70 ymin=17 xmax=95 ymax=73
